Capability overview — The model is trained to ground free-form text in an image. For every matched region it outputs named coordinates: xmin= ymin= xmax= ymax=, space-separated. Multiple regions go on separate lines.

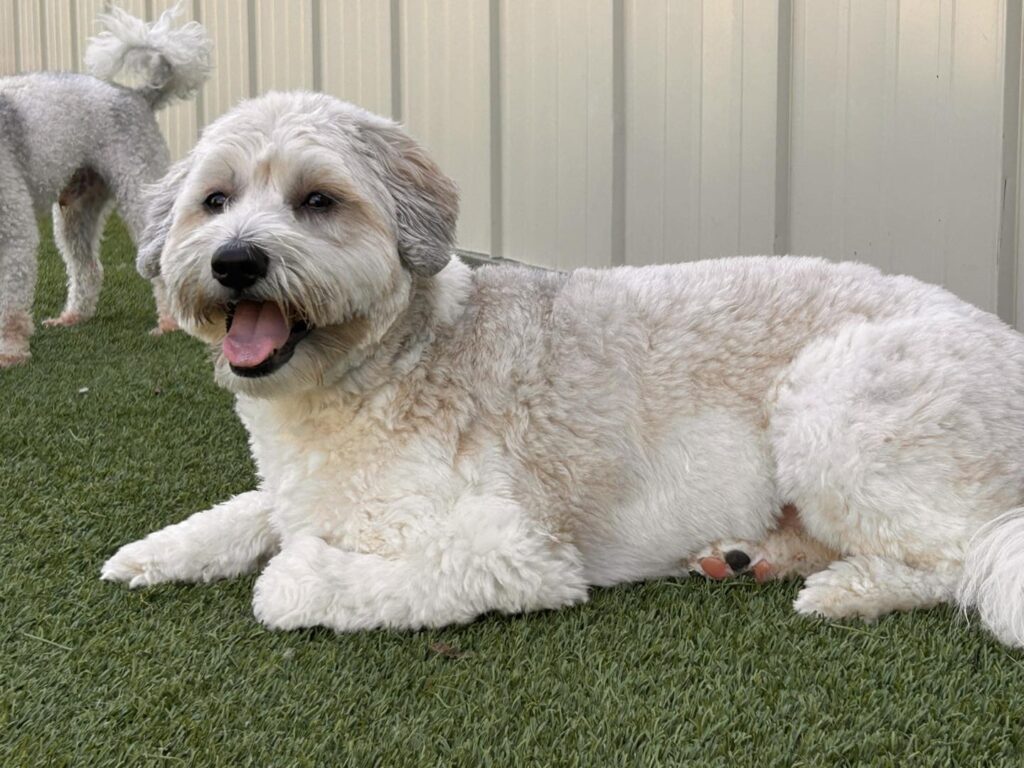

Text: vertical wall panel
xmin=15 ymin=1 xmax=44 ymax=72
xmin=1016 ymin=0 xmax=1024 ymax=326
xmin=402 ymin=0 xmax=492 ymax=253
xmin=841 ymin=1 xmax=893 ymax=270
xmin=890 ymin=0 xmax=952 ymax=288
xmin=501 ymin=0 xmax=615 ymax=269
xmin=252 ymin=0 xmax=313 ymax=92
xmin=319 ymin=0 xmax=393 ymax=118
xmin=41 ymin=1 xmax=77 ymax=72
xmin=625 ymin=0 xmax=778 ymax=266
xmin=625 ymin=0 xmax=701 ymax=265
xmin=199 ymin=0 xmax=251 ymax=129
xmin=944 ymin=0 xmax=1005 ymax=313
xmin=790 ymin=0 xmax=1006 ymax=314
xmin=790 ymin=1 xmax=846 ymax=264
xmin=0 ymin=2 xmax=17 ymax=75
xmin=699 ymin=2 xmax=745 ymax=260
xmin=737 ymin=1 xmax=780 ymax=256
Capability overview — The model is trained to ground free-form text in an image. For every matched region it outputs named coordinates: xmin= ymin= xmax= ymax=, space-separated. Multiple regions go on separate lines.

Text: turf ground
xmin=3 ymin=217 xmax=1024 ymax=766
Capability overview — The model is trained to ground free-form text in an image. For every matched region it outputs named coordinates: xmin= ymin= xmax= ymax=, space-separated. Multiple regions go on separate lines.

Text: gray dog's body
xmin=0 ymin=7 xmax=210 ymax=366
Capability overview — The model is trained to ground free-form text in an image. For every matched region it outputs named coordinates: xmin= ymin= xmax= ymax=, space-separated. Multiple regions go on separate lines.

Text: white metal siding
xmin=318 ymin=0 xmax=393 ymax=118
xmin=789 ymin=0 xmax=1007 ymax=316
xmin=498 ymin=0 xmax=616 ymax=269
xmin=402 ymin=0 xmax=492 ymax=254
xmin=3 ymin=0 xmax=1022 ymax=324
xmin=625 ymin=1 xmax=781 ymax=267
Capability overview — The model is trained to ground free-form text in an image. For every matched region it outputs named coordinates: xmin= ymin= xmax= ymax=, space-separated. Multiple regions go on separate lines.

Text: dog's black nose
xmin=724 ymin=550 xmax=751 ymax=572
xmin=211 ymin=242 xmax=268 ymax=290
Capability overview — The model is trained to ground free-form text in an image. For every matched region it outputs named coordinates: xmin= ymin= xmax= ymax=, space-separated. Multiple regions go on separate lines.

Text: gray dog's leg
xmin=108 ymin=151 xmax=179 ymax=334
xmin=44 ymin=167 xmax=113 ymax=327
xmin=0 ymin=149 xmax=39 ymax=367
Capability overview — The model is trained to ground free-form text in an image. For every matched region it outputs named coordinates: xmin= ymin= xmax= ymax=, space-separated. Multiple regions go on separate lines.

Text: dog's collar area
xmin=224 ymin=301 xmax=312 ymax=378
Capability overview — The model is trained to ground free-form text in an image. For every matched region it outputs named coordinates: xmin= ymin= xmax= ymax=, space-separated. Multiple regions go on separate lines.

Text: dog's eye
xmin=301 ymin=192 xmax=333 ymax=211
xmin=203 ymin=191 xmax=229 ymax=213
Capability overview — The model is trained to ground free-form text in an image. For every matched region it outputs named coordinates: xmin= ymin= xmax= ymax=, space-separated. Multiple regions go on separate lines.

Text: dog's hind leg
xmin=252 ymin=495 xmax=589 ymax=632
xmin=106 ymin=149 xmax=178 ymax=334
xmin=0 ymin=158 xmax=39 ymax=367
xmin=770 ymin=318 xmax=1024 ymax=626
xmin=43 ymin=168 xmax=113 ymax=327
xmin=793 ymin=556 xmax=962 ymax=620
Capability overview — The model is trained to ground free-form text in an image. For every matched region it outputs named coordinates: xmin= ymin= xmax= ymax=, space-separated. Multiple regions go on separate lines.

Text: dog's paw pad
xmin=690 ymin=544 xmax=769 ymax=580
xmin=697 ymin=556 xmax=731 ymax=579
xmin=752 ymin=560 xmax=774 ymax=582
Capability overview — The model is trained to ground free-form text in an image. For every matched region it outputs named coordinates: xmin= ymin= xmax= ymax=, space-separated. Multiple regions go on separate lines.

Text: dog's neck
xmin=345 ymin=255 xmax=472 ymax=388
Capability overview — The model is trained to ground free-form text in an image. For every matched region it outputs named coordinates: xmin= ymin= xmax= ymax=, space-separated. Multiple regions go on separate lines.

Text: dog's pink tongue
xmin=223 ymin=301 xmax=290 ymax=368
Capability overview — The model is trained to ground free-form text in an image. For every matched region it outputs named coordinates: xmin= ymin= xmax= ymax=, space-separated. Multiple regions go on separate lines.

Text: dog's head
xmin=139 ymin=91 xmax=458 ymax=396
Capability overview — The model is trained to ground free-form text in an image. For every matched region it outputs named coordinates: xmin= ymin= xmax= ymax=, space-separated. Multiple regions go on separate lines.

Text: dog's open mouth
xmin=223 ymin=300 xmax=311 ymax=378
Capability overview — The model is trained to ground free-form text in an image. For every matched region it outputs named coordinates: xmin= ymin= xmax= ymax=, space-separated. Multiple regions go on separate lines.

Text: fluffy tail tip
xmin=958 ymin=507 xmax=1024 ymax=648
xmin=84 ymin=3 xmax=212 ymax=110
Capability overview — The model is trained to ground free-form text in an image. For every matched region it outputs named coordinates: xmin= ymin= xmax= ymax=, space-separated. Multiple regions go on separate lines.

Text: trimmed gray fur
xmin=0 ymin=6 xmax=212 ymax=366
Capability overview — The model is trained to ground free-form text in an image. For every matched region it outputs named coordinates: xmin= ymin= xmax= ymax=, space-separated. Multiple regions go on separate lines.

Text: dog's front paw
xmin=100 ymin=539 xmax=171 ymax=588
xmin=253 ymin=536 xmax=336 ymax=631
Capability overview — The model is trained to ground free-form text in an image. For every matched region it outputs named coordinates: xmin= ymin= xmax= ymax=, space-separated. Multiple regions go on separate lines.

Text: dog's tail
xmin=958 ymin=507 xmax=1024 ymax=647
xmin=83 ymin=4 xmax=212 ymax=111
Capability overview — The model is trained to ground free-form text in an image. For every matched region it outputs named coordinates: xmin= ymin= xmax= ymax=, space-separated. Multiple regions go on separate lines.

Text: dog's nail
xmin=698 ymin=557 xmax=730 ymax=580
xmin=752 ymin=561 xmax=774 ymax=582
xmin=724 ymin=550 xmax=751 ymax=572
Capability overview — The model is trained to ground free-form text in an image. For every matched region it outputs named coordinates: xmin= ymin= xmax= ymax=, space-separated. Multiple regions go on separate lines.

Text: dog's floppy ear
xmin=358 ymin=120 xmax=459 ymax=277
xmin=137 ymin=157 xmax=191 ymax=279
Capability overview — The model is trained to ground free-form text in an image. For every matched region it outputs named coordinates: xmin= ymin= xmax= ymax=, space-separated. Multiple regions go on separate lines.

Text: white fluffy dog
xmin=0 ymin=6 xmax=211 ymax=366
xmin=103 ymin=91 xmax=1024 ymax=648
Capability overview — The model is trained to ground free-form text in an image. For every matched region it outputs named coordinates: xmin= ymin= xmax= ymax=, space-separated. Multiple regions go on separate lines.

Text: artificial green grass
xmin=3 ymin=217 xmax=1024 ymax=767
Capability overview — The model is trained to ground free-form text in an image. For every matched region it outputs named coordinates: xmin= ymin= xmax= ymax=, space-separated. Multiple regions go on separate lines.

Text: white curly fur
xmin=85 ymin=3 xmax=212 ymax=110
xmin=958 ymin=509 xmax=1024 ymax=646
xmin=0 ymin=6 xmax=211 ymax=366
xmin=102 ymin=93 xmax=1024 ymax=647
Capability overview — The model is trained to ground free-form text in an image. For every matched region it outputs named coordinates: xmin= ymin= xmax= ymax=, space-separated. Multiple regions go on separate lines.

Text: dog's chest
xmin=240 ymin=396 xmax=458 ymax=553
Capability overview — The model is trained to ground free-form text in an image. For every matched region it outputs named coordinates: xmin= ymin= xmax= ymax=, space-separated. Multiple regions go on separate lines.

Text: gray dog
xmin=0 ymin=6 xmax=211 ymax=366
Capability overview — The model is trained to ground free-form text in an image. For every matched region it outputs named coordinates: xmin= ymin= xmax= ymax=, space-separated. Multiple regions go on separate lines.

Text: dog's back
xmin=0 ymin=73 xmax=165 ymax=211
xmin=453 ymin=256 xmax=1024 ymax=584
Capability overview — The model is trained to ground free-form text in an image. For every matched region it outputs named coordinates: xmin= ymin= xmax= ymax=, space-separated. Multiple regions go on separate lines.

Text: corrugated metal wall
xmin=3 ymin=1 xmax=1023 ymax=324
